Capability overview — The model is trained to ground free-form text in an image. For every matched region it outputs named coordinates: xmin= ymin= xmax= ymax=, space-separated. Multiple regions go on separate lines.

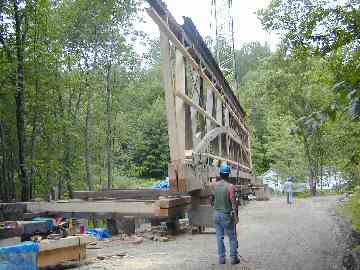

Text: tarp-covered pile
xmin=0 ymin=241 xmax=40 ymax=270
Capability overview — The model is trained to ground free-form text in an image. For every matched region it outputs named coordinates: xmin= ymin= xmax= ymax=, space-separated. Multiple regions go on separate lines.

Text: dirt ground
xmin=76 ymin=196 xmax=350 ymax=270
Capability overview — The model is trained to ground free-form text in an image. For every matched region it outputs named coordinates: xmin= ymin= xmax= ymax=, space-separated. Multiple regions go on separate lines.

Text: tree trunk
xmin=14 ymin=0 xmax=30 ymax=201
xmin=303 ymin=134 xmax=316 ymax=196
xmin=29 ymin=79 xmax=40 ymax=199
xmin=106 ymin=63 xmax=112 ymax=190
xmin=0 ymin=120 xmax=8 ymax=202
xmin=85 ymin=87 xmax=93 ymax=190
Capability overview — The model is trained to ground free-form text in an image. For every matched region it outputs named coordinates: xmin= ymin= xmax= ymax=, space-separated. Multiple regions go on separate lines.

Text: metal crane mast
xmin=210 ymin=0 xmax=239 ymax=91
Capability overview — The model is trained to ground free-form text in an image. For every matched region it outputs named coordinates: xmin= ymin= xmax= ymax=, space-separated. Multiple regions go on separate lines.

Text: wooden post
xmin=160 ymin=32 xmax=178 ymax=161
xmin=206 ymin=88 xmax=213 ymax=132
xmin=224 ymin=108 xmax=230 ymax=158
xmin=175 ymin=49 xmax=186 ymax=160
xmin=216 ymin=98 xmax=223 ymax=156
xmin=248 ymin=134 xmax=252 ymax=170
xmin=191 ymin=77 xmax=199 ymax=148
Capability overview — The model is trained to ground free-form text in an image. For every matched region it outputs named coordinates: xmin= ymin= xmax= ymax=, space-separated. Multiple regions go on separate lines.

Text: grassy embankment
xmin=341 ymin=188 xmax=360 ymax=232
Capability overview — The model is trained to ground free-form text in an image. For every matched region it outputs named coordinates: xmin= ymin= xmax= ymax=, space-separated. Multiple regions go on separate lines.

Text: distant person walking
xmin=283 ymin=176 xmax=294 ymax=204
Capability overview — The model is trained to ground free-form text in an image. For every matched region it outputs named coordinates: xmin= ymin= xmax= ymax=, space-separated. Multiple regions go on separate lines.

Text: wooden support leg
xmin=107 ymin=215 xmax=135 ymax=236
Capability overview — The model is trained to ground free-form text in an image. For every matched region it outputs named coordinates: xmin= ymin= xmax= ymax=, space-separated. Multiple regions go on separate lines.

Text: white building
xmin=317 ymin=167 xmax=346 ymax=190
xmin=261 ymin=169 xmax=283 ymax=192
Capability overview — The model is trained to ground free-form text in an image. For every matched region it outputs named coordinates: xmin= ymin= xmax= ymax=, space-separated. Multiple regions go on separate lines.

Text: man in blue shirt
xmin=283 ymin=176 xmax=294 ymax=204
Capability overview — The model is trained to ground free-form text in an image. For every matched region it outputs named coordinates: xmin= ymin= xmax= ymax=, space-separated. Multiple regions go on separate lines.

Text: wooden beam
xmin=248 ymin=134 xmax=253 ymax=170
xmin=157 ymin=196 xmax=191 ymax=208
xmin=175 ymin=91 xmax=221 ymax=127
xmin=26 ymin=201 xmax=157 ymax=217
xmin=206 ymin=88 xmax=213 ymax=132
xmin=175 ymin=50 xmax=186 ymax=160
xmin=204 ymin=153 xmax=251 ymax=172
xmin=38 ymin=236 xmax=93 ymax=267
xmin=160 ymin=32 xmax=178 ymax=162
xmin=224 ymin=108 xmax=230 ymax=158
xmin=73 ymin=189 xmax=164 ymax=200
xmin=191 ymin=75 xmax=200 ymax=148
xmin=216 ymin=98 xmax=223 ymax=156
xmin=159 ymin=205 xmax=187 ymax=219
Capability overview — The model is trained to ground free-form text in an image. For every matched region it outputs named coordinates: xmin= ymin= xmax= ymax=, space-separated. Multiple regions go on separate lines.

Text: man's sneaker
xmin=219 ymin=257 xmax=226 ymax=264
xmin=230 ymin=256 xmax=240 ymax=265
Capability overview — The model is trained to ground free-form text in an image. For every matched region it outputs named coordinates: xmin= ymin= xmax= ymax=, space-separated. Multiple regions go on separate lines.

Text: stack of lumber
xmin=72 ymin=189 xmax=186 ymax=201
xmin=155 ymin=196 xmax=191 ymax=219
xmin=37 ymin=235 xmax=94 ymax=267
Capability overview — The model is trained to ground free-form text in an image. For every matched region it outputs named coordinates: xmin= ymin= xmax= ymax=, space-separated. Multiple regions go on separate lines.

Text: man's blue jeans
xmin=287 ymin=191 xmax=293 ymax=204
xmin=214 ymin=211 xmax=238 ymax=258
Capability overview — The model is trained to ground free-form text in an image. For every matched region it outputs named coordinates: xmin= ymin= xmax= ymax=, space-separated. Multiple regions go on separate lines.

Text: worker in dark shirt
xmin=209 ymin=162 xmax=240 ymax=265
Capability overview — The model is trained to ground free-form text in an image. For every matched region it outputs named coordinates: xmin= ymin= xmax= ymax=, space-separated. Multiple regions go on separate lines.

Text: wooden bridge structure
xmin=146 ymin=0 xmax=253 ymax=189
xmin=0 ymin=1 xmax=255 ymax=232
xmin=146 ymin=0 xmax=254 ymax=227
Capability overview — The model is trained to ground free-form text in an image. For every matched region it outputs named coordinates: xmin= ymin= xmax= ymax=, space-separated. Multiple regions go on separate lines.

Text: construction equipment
xmin=146 ymin=0 xmax=254 ymax=229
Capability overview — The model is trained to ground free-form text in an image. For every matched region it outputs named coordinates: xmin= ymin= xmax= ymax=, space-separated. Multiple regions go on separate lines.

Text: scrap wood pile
xmin=0 ymin=218 xmax=94 ymax=269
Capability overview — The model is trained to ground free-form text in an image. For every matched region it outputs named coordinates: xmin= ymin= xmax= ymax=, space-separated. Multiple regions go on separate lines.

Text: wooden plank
xmin=224 ymin=108 xmax=230 ymax=158
xmin=73 ymin=189 xmax=161 ymax=200
xmin=175 ymin=50 xmax=186 ymax=160
xmin=159 ymin=205 xmax=187 ymax=219
xmin=206 ymin=87 xmax=213 ymax=132
xmin=160 ymin=32 xmax=178 ymax=162
xmin=26 ymin=201 xmax=157 ymax=217
xmin=73 ymin=189 xmax=187 ymax=201
xmin=216 ymin=98 xmax=223 ymax=156
xmin=39 ymin=236 xmax=93 ymax=252
xmin=37 ymin=244 xmax=86 ymax=267
xmin=175 ymin=91 xmax=221 ymax=127
xmin=248 ymin=135 xmax=253 ymax=170
xmin=205 ymin=153 xmax=251 ymax=172
xmin=158 ymin=196 xmax=191 ymax=208
xmin=191 ymin=75 xmax=200 ymax=148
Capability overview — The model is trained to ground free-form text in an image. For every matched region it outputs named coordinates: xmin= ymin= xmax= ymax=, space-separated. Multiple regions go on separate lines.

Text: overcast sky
xmin=138 ymin=0 xmax=280 ymax=51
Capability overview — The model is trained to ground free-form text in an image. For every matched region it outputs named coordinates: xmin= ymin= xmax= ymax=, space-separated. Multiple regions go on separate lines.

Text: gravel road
xmin=78 ymin=196 xmax=349 ymax=270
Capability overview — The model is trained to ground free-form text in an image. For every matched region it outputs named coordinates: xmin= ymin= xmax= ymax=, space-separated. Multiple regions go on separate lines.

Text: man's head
xmin=287 ymin=176 xmax=294 ymax=182
xmin=219 ymin=162 xmax=231 ymax=179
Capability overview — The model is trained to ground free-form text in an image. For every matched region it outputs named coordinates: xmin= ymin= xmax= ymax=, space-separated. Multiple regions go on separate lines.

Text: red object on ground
xmin=79 ymin=224 xmax=85 ymax=234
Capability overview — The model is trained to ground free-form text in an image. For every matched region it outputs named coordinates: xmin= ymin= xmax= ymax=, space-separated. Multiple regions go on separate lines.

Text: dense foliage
xmin=250 ymin=0 xmax=360 ymax=193
xmin=1 ymin=0 xmax=359 ymax=201
xmin=0 ymin=0 xmax=168 ymax=200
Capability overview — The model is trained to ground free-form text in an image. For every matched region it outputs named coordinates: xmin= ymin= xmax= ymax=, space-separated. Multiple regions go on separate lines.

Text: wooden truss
xmin=146 ymin=0 xmax=253 ymax=192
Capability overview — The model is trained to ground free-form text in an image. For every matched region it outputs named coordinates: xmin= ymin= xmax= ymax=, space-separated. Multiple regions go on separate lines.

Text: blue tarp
xmin=0 ymin=241 xmax=39 ymax=270
xmin=152 ymin=179 xmax=170 ymax=189
xmin=87 ymin=228 xmax=111 ymax=240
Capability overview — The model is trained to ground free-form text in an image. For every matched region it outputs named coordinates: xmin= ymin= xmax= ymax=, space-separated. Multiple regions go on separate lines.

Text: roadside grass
xmin=294 ymin=191 xmax=312 ymax=198
xmin=293 ymin=190 xmax=341 ymax=199
xmin=340 ymin=189 xmax=360 ymax=232
xmin=92 ymin=175 xmax=161 ymax=190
